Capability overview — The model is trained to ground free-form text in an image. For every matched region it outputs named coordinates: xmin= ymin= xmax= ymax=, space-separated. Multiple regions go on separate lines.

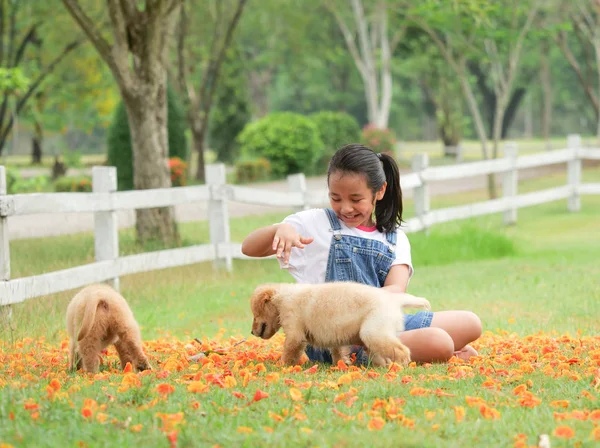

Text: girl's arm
xmin=241 ymin=225 xmax=280 ymax=257
xmin=241 ymin=223 xmax=314 ymax=262
xmin=382 ymin=264 xmax=410 ymax=293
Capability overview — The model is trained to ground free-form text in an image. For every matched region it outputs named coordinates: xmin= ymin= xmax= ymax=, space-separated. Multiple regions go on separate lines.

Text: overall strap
xmin=385 ymin=229 xmax=397 ymax=253
xmin=325 ymin=208 xmax=343 ymax=241
xmin=325 ymin=208 xmax=342 ymax=230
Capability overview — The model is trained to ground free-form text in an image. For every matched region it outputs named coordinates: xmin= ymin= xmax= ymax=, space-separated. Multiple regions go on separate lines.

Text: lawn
xmin=0 ymin=171 xmax=599 ymax=447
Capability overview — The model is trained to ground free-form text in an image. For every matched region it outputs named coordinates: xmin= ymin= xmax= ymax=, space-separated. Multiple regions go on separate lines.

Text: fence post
xmin=206 ymin=163 xmax=232 ymax=271
xmin=92 ymin=166 xmax=120 ymax=291
xmin=287 ymin=173 xmax=308 ymax=211
xmin=0 ymin=166 xmax=9 ymax=284
xmin=567 ymin=134 xmax=582 ymax=212
xmin=411 ymin=154 xmax=430 ymax=233
xmin=503 ymin=141 xmax=518 ymax=225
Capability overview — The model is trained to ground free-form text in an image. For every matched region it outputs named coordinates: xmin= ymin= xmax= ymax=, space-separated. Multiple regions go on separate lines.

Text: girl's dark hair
xmin=327 ymin=143 xmax=403 ymax=233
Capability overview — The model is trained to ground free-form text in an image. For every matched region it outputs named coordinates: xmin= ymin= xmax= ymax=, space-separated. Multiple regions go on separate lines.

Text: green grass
xmin=1 ymin=168 xmax=600 ymax=447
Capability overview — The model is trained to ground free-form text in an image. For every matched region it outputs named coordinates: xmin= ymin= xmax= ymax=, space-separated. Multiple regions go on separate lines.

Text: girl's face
xmin=328 ymin=171 xmax=386 ymax=228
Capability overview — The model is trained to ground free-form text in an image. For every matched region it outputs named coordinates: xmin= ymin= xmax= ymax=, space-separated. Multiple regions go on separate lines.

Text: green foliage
xmin=310 ymin=111 xmax=361 ymax=172
xmin=234 ymin=157 xmax=272 ymax=184
xmin=238 ymin=112 xmax=323 ymax=177
xmin=208 ymin=47 xmax=251 ymax=163
xmin=0 ymin=68 xmax=30 ymax=94
xmin=61 ymin=149 xmax=83 ymax=169
xmin=360 ymin=124 xmax=397 ymax=155
xmin=5 ymin=167 xmax=20 ymax=194
xmin=107 ymin=86 xmax=188 ymax=191
xmin=54 ymin=176 xmax=92 ymax=192
xmin=5 ymin=168 xmax=50 ymax=194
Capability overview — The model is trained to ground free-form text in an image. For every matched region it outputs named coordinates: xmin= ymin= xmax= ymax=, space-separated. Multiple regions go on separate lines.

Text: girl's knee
xmin=425 ymin=328 xmax=455 ymax=362
xmin=464 ymin=311 xmax=483 ymax=340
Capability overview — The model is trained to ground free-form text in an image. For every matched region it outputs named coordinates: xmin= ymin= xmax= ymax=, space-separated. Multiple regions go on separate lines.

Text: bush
xmin=5 ymin=167 xmax=20 ymax=194
xmin=168 ymin=157 xmax=188 ymax=187
xmin=360 ymin=124 xmax=397 ymax=155
xmin=238 ymin=112 xmax=323 ymax=177
xmin=234 ymin=158 xmax=271 ymax=184
xmin=107 ymin=85 xmax=188 ymax=191
xmin=310 ymin=110 xmax=361 ymax=157
xmin=54 ymin=176 xmax=92 ymax=192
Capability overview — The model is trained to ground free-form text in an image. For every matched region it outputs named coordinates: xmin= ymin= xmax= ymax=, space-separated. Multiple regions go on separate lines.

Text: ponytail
xmin=375 ymin=152 xmax=403 ymax=233
xmin=328 ymin=144 xmax=403 ymax=234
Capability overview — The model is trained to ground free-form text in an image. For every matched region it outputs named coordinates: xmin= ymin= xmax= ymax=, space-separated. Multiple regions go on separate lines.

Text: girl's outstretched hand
xmin=272 ymin=223 xmax=314 ymax=265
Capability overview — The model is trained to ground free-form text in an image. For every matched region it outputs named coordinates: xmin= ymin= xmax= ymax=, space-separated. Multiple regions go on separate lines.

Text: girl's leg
xmin=397 ymin=327 xmax=455 ymax=363
xmin=430 ymin=311 xmax=482 ymax=360
xmin=397 ymin=311 xmax=482 ymax=363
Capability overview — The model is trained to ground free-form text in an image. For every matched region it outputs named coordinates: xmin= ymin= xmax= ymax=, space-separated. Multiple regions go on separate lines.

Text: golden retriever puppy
xmin=66 ymin=283 xmax=151 ymax=373
xmin=250 ymin=282 xmax=431 ymax=367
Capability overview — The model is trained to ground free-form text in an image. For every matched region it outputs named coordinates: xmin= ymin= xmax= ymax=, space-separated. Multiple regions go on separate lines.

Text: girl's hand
xmin=272 ymin=223 xmax=314 ymax=265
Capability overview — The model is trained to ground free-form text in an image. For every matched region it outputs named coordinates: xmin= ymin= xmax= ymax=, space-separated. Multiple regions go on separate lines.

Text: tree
xmin=555 ymin=0 xmax=600 ymax=140
xmin=208 ymin=46 xmax=251 ymax=164
xmin=0 ymin=1 xmax=82 ymax=157
xmin=325 ymin=0 xmax=405 ymax=129
xmin=61 ymin=0 xmax=182 ymax=245
xmin=408 ymin=0 xmax=541 ymax=198
xmin=174 ymin=0 xmax=247 ymax=181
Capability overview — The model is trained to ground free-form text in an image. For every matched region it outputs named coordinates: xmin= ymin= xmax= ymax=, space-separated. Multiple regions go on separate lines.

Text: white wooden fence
xmin=1 ymin=134 xmax=599 ymax=307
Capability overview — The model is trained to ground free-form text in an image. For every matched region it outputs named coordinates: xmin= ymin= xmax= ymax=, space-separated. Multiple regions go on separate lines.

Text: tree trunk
xmin=124 ymin=91 xmax=179 ymax=246
xmin=501 ymin=88 xmax=526 ymax=138
xmin=540 ymin=40 xmax=552 ymax=150
xmin=31 ymin=119 xmax=43 ymax=165
xmin=191 ymin=119 xmax=207 ymax=183
xmin=457 ymin=60 xmax=489 ymax=160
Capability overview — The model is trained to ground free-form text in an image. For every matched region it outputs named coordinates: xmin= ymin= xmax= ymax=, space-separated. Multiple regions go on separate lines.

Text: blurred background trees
xmin=2 ymin=0 xmax=599 ymax=240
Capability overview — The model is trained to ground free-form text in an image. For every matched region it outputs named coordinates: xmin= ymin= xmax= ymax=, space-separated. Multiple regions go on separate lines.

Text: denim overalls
xmin=304 ymin=208 xmax=433 ymax=364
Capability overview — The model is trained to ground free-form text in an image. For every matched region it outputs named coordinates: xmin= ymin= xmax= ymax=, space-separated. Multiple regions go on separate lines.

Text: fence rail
xmin=1 ymin=134 xmax=599 ymax=306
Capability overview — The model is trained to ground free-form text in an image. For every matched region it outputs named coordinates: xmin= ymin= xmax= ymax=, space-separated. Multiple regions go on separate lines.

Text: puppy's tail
xmin=393 ymin=292 xmax=431 ymax=311
xmin=78 ymin=296 xmax=105 ymax=341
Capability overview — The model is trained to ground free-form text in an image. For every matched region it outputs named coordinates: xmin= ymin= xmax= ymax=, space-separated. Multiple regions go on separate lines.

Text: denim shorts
xmin=305 ymin=311 xmax=435 ymax=365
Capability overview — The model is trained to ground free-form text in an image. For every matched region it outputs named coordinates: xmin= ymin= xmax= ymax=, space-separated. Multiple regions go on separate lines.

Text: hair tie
xmin=376 ymin=153 xmax=382 ymax=160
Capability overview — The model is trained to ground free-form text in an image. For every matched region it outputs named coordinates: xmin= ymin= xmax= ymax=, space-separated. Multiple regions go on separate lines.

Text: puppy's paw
xmin=331 ymin=346 xmax=352 ymax=366
xmin=392 ymin=344 xmax=411 ymax=366
xmin=281 ymin=352 xmax=300 ymax=366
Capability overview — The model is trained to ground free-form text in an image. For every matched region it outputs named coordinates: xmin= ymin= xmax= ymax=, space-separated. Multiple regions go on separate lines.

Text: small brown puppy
xmin=250 ymin=282 xmax=431 ymax=367
xmin=66 ymin=283 xmax=151 ymax=373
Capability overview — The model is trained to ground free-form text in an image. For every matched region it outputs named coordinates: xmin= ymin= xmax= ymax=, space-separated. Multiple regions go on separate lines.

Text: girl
xmin=241 ymin=144 xmax=482 ymax=363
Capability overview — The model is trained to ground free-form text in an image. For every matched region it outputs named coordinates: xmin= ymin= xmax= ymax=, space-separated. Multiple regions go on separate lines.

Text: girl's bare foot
xmin=454 ymin=344 xmax=478 ymax=361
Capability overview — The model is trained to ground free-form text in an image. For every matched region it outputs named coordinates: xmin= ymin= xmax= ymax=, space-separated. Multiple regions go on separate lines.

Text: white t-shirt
xmin=277 ymin=208 xmax=413 ymax=284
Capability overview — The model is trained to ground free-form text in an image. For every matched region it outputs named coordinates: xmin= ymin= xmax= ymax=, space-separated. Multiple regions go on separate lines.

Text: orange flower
xmin=252 ymin=389 xmax=269 ymax=402
xmin=187 ymin=381 xmax=208 ymax=394
xmin=303 ymin=365 xmax=318 ymax=374
xmin=166 ymin=431 xmax=177 ymax=448
xmin=409 ymin=387 xmax=429 ymax=396
xmin=157 ymin=383 xmax=175 ymax=395
xmin=289 ymin=388 xmax=303 ymax=402
xmin=512 ymin=384 xmax=527 ymax=395
xmin=237 ymin=426 xmax=253 ymax=434
xmin=453 ymin=406 xmax=466 ymax=423
xmin=367 ymin=417 xmax=385 ymax=431
xmin=550 ymin=400 xmax=569 ymax=408
xmin=479 ymin=405 xmax=501 ymax=420
xmin=591 ymin=426 xmax=600 ymax=441
xmin=553 ymin=425 xmax=575 ymax=439
xmin=81 ymin=407 xmax=93 ymax=419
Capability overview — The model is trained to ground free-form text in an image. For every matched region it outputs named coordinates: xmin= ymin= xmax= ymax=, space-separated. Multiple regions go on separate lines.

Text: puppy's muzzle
xmin=252 ymin=323 xmax=267 ymax=338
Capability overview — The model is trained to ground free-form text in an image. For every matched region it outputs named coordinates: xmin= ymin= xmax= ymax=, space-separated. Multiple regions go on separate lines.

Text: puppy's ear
xmin=252 ymin=285 xmax=276 ymax=312
xmin=258 ymin=286 xmax=276 ymax=304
